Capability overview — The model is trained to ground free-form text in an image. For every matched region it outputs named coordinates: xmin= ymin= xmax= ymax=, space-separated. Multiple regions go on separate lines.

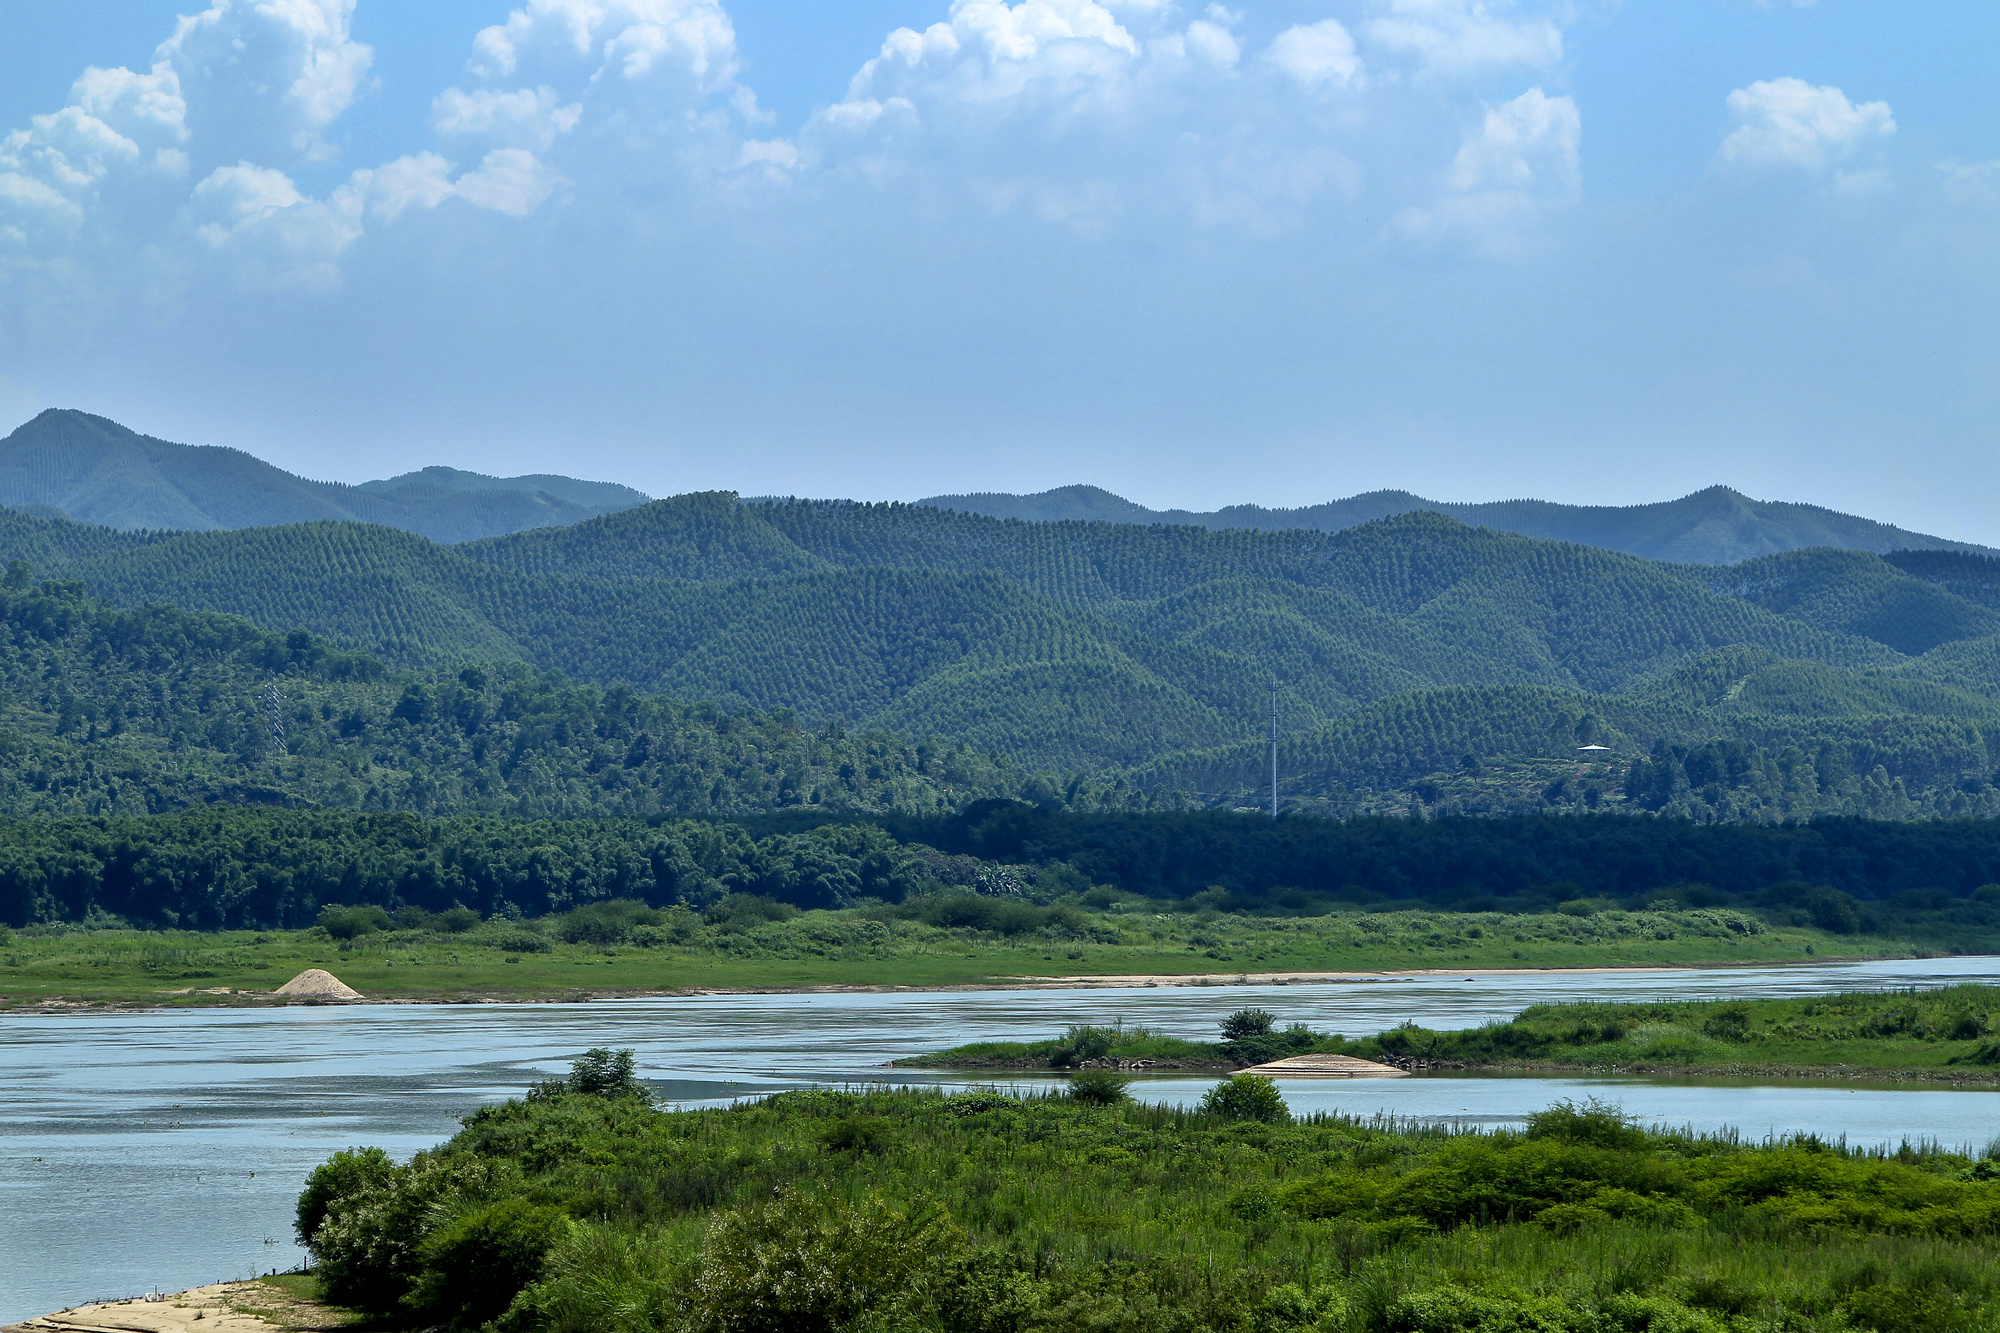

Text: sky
xmin=0 ymin=1 xmax=1996 ymax=539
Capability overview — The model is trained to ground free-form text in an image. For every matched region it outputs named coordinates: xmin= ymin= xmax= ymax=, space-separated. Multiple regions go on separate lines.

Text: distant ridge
xmin=918 ymin=484 xmax=1990 ymax=566
xmin=0 ymin=410 xmax=650 ymax=542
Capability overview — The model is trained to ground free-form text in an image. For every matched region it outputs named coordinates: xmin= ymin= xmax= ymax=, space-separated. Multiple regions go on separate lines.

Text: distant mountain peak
xmin=0 ymin=411 xmax=650 ymax=543
xmin=918 ymin=483 xmax=1987 ymax=566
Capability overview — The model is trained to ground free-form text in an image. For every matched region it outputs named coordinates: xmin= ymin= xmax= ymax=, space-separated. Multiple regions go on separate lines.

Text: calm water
xmin=5 ymin=955 xmax=2000 ymax=1322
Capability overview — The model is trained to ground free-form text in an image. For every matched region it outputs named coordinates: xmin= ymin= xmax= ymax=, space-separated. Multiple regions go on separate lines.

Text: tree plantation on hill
xmin=5 ymin=491 xmax=2000 ymax=816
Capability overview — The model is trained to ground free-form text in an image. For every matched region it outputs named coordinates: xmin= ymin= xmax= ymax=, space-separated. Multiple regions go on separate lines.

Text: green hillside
xmin=0 ymin=410 xmax=648 ymax=540
xmin=0 ymin=567 xmax=1013 ymax=819
xmin=4 ymin=492 xmax=2000 ymax=816
xmin=923 ymin=482 xmax=1989 ymax=565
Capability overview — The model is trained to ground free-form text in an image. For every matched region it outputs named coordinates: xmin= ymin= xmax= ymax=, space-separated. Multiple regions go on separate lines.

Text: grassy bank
xmin=0 ymin=903 xmax=1918 ymax=1008
xmin=907 ymin=987 xmax=2000 ymax=1083
xmin=292 ymin=1057 xmax=2000 ymax=1332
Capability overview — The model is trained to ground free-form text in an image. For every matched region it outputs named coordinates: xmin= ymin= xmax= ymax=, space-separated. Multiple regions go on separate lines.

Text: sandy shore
xmin=3 ymin=1281 xmax=345 ymax=1333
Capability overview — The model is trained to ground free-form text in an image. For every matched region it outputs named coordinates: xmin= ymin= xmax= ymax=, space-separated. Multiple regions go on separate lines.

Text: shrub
xmin=409 ymin=1196 xmax=568 ymax=1328
xmin=1525 ymin=1099 xmax=1648 ymax=1149
xmin=569 ymin=1048 xmax=647 ymax=1099
xmin=296 ymin=1147 xmax=394 ymax=1246
xmin=1051 ymin=1023 xmax=1119 ymax=1067
xmin=705 ymin=894 xmax=799 ymax=928
xmin=686 ymin=1190 xmax=960 ymax=1333
xmin=318 ymin=904 xmax=391 ymax=941
xmin=819 ymin=1116 xmax=895 ymax=1154
xmin=1220 ymin=1008 xmax=1276 ymax=1040
xmin=1066 ymin=1069 xmax=1132 ymax=1105
xmin=1200 ymin=1075 xmax=1290 ymax=1124
xmin=490 ymin=928 xmax=551 ymax=953
xmin=436 ymin=905 xmax=481 ymax=933
xmin=558 ymin=899 xmax=662 ymax=946
xmin=308 ymin=1152 xmax=515 ymax=1312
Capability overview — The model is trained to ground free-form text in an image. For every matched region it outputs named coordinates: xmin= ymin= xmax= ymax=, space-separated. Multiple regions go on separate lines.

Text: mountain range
xmin=0 ymin=410 xmax=651 ymax=542
xmin=918 ymin=484 xmax=1990 ymax=566
xmin=0 ymin=410 xmax=1997 ymax=826
xmin=0 ymin=486 xmax=1998 ymax=823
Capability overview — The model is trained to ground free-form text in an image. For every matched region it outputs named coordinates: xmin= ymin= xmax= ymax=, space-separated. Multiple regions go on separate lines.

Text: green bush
xmin=1220 ymin=1007 xmax=1276 ymax=1040
xmin=1066 ymin=1069 xmax=1132 ymax=1105
xmin=317 ymin=904 xmax=391 ymax=941
xmin=1051 ymin=1023 xmax=1120 ymax=1066
xmin=1525 ymin=1099 xmax=1649 ymax=1150
xmin=436 ymin=905 xmax=481 ymax=933
xmin=295 ymin=1146 xmax=394 ymax=1246
xmin=684 ymin=1190 xmax=959 ymax=1333
xmin=409 ymin=1196 xmax=567 ymax=1327
xmin=557 ymin=899 xmax=662 ymax=946
xmin=1200 ymin=1074 xmax=1290 ymax=1124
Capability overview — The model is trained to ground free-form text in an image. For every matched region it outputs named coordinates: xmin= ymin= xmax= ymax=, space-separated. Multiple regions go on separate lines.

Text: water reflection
xmin=4 ymin=954 xmax=1999 ymax=1322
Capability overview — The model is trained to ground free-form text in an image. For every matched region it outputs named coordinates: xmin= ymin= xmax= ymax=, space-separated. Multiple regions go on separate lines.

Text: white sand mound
xmin=272 ymin=968 xmax=362 ymax=1001
xmin=1236 ymin=1053 xmax=1405 ymax=1079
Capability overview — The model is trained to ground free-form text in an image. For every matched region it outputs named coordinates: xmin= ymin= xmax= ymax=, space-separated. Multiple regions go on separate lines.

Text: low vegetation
xmin=910 ymin=989 xmax=2000 ymax=1084
xmin=0 ymin=902 xmax=1886 ymax=1008
xmin=294 ymin=1053 xmax=2000 ymax=1332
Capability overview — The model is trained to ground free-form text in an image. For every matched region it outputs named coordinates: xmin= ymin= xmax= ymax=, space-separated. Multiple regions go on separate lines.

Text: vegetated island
xmin=269 ymin=1049 xmax=2000 ymax=1333
xmin=900 ymin=988 xmax=2000 ymax=1084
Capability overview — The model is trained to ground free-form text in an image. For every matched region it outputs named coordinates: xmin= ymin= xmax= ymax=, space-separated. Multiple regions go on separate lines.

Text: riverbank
xmin=3 ymin=1277 xmax=354 ymax=1333
xmin=903 ymin=984 xmax=2000 ymax=1085
xmin=0 ymin=904 xmax=1931 ymax=1010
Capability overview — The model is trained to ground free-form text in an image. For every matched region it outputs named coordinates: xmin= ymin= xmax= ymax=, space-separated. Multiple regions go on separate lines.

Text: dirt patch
xmin=5 ymin=1279 xmax=356 ymax=1333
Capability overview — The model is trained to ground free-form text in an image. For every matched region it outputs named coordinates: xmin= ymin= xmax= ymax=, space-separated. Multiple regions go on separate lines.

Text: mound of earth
xmin=1236 ymin=1053 xmax=1406 ymax=1079
xmin=271 ymin=968 xmax=361 ymax=1001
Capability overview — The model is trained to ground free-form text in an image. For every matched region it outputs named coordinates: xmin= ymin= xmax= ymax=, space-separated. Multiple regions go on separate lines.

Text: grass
xmin=0 ymin=903 xmax=1918 ymax=1009
xmin=908 ymin=986 xmax=2000 ymax=1084
xmin=221 ymin=1274 xmax=371 ymax=1331
xmin=294 ymin=1075 xmax=2000 ymax=1332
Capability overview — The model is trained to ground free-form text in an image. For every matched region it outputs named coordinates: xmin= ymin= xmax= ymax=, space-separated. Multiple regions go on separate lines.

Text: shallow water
xmin=4 ymin=954 xmax=2000 ymax=1322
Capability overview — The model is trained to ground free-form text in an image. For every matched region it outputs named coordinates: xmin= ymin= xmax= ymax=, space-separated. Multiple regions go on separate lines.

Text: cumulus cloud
xmin=468 ymin=0 xmax=740 ymax=90
xmin=163 ymin=0 xmax=375 ymax=161
xmin=1266 ymin=21 xmax=1362 ymax=91
xmin=1364 ymin=0 xmax=1563 ymax=79
xmin=1718 ymin=78 xmax=1893 ymax=173
xmin=1396 ymin=86 xmax=1580 ymax=251
xmin=433 ymin=87 xmax=582 ymax=151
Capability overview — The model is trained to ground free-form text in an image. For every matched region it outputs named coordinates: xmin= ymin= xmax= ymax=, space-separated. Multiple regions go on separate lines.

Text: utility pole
xmin=1269 ymin=676 xmax=1279 ymax=820
xmin=265 ymin=677 xmax=286 ymax=777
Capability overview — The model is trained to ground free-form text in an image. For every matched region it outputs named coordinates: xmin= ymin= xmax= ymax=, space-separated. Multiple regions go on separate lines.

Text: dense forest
xmin=0 ymin=569 xmax=1029 ymax=823
xmin=10 ymin=801 xmax=2000 ymax=937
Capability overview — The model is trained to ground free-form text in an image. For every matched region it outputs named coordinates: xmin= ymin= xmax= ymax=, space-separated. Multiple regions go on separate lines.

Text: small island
xmin=900 ymin=985 xmax=2000 ymax=1083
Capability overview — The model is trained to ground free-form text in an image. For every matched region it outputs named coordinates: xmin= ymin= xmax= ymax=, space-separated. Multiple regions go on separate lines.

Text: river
xmin=4 ymin=954 xmax=1999 ymax=1323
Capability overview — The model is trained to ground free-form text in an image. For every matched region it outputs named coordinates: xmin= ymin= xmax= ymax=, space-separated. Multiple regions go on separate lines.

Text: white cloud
xmin=468 ymin=0 xmax=740 ymax=91
xmin=1364 ymin=0 xmax=1563 ymax=79
xmin=1718 ymin=78 xmax=1894 ymax=173
xmin=433 ymin=87 xmax=582 ymax=151
xmin=1265 ymin=21 xmax=1362 ymax=91
xmin=452 ymin=149 xmax=564 ymax=216
xmin=161 ymin=0 xmax=375 ymax=161
xmin=1397 ymin=86 xmax=1580 ymax=251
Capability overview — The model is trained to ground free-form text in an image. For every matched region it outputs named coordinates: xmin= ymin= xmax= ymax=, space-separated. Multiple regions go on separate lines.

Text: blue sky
xmin=1 ymin=2 xmax=1995 ymax=540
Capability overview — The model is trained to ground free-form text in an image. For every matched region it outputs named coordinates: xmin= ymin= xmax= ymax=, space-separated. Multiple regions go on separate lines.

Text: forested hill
xmin=0 ymin=410 xmax=649 ymax=540
xmin=6 ymin=494 xmax=2000 ymax=820
xmin=0 ymin=567 xmax=1019 ymax=819
xmin=921 ymin=483 xmax=1989 ymax=565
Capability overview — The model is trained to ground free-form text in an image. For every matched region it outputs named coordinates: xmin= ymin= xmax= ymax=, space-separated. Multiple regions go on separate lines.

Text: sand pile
xmin=1236 ymin=1053 xmax=1406 ymax=1079
xmin=271 ymin=968 xmax=362 ymax=1001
